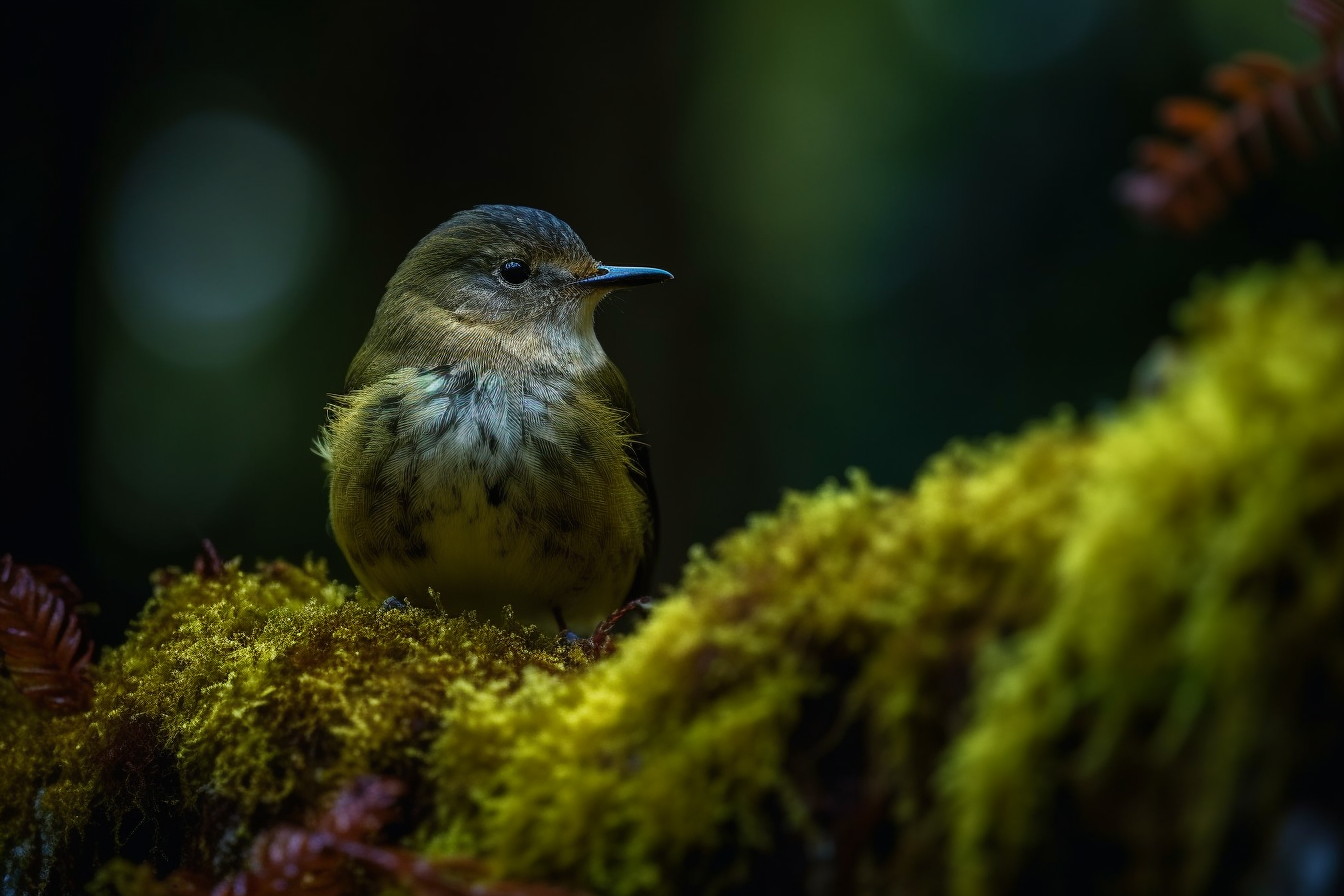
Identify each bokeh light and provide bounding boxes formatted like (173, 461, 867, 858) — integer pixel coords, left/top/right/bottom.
(106, 111, 332, 368)
(90, 110, 335, 557)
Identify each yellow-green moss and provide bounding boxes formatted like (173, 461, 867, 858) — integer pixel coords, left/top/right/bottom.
(107, 566, 570, 826)
(944, 248, 1344, 895)
(1, 558, 577, 890)
(3, 249, 1342, 895)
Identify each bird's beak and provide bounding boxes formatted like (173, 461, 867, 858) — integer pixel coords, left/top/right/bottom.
(574, 265, 674, 291)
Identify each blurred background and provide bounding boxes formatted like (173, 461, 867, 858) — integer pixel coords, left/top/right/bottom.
(2, 0, 1340, 644)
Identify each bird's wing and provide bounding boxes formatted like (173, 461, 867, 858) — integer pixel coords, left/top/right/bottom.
(625, 434, 659, 601)
(582, 363, 659, 601)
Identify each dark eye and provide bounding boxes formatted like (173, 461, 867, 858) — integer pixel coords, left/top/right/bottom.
(500, 259, 530, 285)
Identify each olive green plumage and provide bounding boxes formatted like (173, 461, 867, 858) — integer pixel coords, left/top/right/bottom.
(318, 206, 668, 630)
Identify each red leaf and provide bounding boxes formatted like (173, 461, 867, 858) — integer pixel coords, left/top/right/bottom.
(193, 776, 596, 896)
(0, 555, 93, 713)
(1117, 41, 1342, 233)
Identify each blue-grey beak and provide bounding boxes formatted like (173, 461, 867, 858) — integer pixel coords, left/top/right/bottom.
(574, 265, 674, 290)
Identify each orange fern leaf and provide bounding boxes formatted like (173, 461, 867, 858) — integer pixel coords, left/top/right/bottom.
(1117, 1, 1344, 233)
(0, 554, 94, 713)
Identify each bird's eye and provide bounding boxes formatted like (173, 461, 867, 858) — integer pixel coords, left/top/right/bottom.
(500, 260, 530, 285)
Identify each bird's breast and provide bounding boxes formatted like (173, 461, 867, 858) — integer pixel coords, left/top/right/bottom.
(325, 362, 648, 627)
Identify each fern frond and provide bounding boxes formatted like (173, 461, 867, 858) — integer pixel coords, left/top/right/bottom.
(1117, 1, 1343, 233)
(0, 554, 94, 713)
(193, 538, 231, 579)
(191, 776, 586, 896)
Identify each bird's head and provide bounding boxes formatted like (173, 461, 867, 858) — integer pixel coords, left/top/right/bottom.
(347, 205, 671, 387)
(391, 204, 669, 332)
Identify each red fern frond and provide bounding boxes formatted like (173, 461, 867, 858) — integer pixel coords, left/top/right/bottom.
(1117, 1, 1344, 233)
(0, 554, 94, 713)
(203, 777, 401, 896)
(586, 595, 654, 657)
(1293, 0, 1344, 43)
(191, 776, 591, 896)
(194, 538, 228, 579)
(26, 562, 85, 614)
(339, 842, 585, 896)
(211, 826, 346, 896)
(314, 774, 404, 840)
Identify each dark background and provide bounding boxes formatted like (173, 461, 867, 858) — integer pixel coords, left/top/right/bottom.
(2, 0, 1340, 646)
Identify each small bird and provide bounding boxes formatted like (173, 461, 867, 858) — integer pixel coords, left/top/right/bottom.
(317, 205, 671, 632)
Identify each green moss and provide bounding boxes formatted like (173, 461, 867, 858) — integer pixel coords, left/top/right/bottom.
(943, 248, 1344, 895)
(1, 675, 58, 888)
(2, 559, 576, 890)
(3, 250, 1342, 894)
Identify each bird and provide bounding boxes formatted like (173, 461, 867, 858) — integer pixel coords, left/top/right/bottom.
(317, 205, 671, 633)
